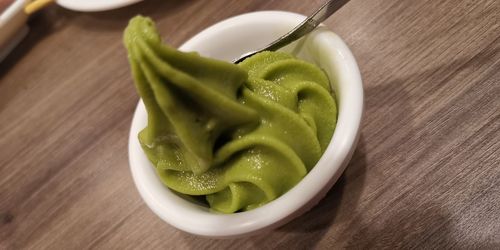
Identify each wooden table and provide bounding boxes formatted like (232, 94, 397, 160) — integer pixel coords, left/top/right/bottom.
(1, 0, 499, 249)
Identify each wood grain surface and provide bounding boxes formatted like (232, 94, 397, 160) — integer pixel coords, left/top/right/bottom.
(1, 0, 499, 249)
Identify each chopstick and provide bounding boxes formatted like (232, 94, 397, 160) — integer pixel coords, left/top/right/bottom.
(25, 0, 55, 14)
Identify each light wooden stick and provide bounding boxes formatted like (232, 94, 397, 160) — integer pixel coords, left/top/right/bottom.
(24, 0, 55, 14)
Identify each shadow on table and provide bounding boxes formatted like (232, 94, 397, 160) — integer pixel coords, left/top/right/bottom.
(178, 137, 368, 249)
(344, 200, 500, 249)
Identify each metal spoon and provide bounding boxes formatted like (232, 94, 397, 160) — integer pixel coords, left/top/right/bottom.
(233, 0, 349, 64)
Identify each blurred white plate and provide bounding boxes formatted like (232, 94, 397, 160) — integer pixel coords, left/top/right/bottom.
(57, 0, 143, 12)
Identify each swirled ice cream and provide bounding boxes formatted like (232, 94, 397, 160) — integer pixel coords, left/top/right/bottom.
(124, 16, 337, 213)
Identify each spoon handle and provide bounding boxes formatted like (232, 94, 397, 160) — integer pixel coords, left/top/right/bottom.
(234, 0, 349, 63)
(265, 0, 349, 52)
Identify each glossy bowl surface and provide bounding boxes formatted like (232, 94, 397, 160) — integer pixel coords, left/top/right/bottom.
(129, 11, 363, 238)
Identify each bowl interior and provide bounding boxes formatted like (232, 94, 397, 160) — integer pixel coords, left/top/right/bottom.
(129, 11, 363, 238)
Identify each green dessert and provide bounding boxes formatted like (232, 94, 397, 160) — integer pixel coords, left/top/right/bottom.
(124, 16, 337, 213)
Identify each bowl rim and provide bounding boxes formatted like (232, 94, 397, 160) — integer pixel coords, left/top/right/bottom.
(128, 10, 364, 238)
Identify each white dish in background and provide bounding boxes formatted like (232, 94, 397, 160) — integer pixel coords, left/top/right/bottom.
(56, 0, 143, 12)
(128, 11, 364, 238)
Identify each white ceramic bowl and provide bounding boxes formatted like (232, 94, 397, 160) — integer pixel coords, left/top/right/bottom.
(128, 11, 363, 238)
